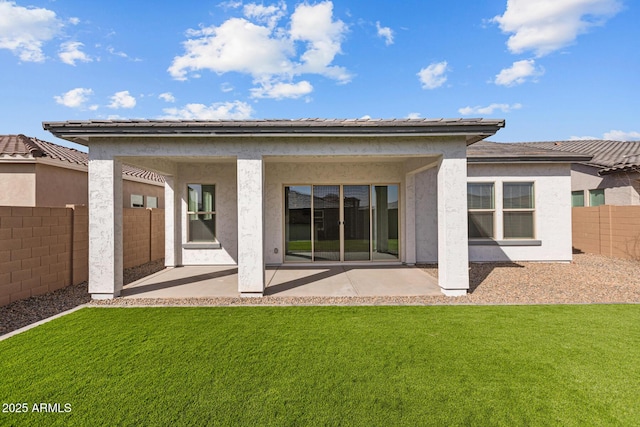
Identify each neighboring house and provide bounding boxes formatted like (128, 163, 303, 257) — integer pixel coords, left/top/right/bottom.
(43, 119, 588, 298)
(518, 140, 640, 206)
(0, 134, 165, 208)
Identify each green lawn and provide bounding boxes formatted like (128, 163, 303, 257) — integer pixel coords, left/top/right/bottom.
(1, 305, 639, 426)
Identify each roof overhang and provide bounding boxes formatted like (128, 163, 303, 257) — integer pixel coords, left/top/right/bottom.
(43, 118, 505, 146)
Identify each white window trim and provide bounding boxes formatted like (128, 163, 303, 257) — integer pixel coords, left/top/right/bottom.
(467, 182, 495, 240)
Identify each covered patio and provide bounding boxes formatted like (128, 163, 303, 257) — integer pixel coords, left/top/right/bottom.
(121, 265, 442, 298)
(43, 118, 505, 299)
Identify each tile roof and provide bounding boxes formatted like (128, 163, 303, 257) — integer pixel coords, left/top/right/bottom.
(0, 134, 165, 183)
(517, 140, 640, 174)
(467, 141, 592, 163)
(43, 118, 505, 145)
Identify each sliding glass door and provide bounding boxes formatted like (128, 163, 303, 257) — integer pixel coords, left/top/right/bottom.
(313, 185, 340, 261)
(284, 184, 399, 262)
(343, 185, 370, 261)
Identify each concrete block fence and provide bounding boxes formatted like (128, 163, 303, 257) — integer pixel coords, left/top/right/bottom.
(572, 205, 640, 260)
(0, 206, 164, 306)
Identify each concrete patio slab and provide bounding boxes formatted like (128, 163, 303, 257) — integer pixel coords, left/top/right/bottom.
(121, 264, 441, 299)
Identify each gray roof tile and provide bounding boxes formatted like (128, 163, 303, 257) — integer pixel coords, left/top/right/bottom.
(517, 140, 640, 174)
(0, 134, 165, 183)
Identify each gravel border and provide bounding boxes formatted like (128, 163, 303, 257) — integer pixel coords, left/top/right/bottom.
(2, 254, 639, 336)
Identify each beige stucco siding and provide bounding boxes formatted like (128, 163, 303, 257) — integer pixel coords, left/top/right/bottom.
(0, 163, 36, 206)
(123, 179, 165, 209)
(571, 163, 640, 206)
(35, 163, 88, 207)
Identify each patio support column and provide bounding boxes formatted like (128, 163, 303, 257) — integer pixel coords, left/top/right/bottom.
(237, 154, 265, 296)
(88, 155, 123, 299)
(436, 150, 470, 296)
(164, 175, 181, 267)
(404, 173, 417, 265)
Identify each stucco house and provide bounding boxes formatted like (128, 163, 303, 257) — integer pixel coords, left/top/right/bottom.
(519, 140, 640, 206)
(0, 134, 165, 208)
(42, 119, 589, 298)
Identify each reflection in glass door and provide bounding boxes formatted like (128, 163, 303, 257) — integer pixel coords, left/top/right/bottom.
(343, 185, 370, 261)
(313, 185, 340, 261)
(284, 184, 399, 262)
(372, 185, 399, 260)
(284, 186, 312, 261)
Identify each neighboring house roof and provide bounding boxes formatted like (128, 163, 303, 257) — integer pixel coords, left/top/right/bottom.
(43, 118, 506, 145)
(0, 134, 165, 183)
(467, 141, 592, 163)
(517, 140, 640, 175)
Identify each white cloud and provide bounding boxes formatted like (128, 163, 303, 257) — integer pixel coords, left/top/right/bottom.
(221, 82, 234, 93)
(492, 0, 622, 57)
(168, 1, 350, 99)
(494, 59, 544, 86)
(108, 91, 136, 109)
(243, 1, 287, 29)
(603, 130, 640, 141)
(159, 92, 176, 103)
(107, 46, 142, 62)
(250, 80, 313, 99)
(407, 112, 421, 119)
(376, 21, 393, 46)
(458, 103, 522, 116)
(569, 135, 598, 140)
(69, 17, 80, 25)
(160, 101, 253, 120)
(360, 115, 372, 120)
(58, 41, 92, 65)
(54, 87, 93, 108)
(290, 1, 350, 82)
(417, 61, 448, 89)
(0, 1, 63, 62)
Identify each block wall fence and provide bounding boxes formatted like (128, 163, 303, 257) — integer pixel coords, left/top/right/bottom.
(572, 206, 640, 260)
(0, 206, 164, 307)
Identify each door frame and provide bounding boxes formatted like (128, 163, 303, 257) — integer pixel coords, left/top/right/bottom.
(282, 183, 400, 263)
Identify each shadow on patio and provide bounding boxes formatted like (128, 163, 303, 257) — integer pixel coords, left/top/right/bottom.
(120, 265, 442, 298)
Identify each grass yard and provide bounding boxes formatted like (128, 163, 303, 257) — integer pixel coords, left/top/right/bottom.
(1, 305, 639, 426)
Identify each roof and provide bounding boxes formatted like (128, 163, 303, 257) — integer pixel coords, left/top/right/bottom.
(0, 134, 165, 183)
(467, 141, 592, 163)
(517, 140, 640, 174)
(42, 118, 505, 145)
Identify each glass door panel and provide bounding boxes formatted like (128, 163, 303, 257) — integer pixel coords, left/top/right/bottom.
(343, 185, 370, 261)
(372, 185, 399, 260)
(313, 185, 340, 261)
(284, 186, 312, 261)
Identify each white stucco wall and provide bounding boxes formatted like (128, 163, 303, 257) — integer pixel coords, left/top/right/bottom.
(466, 163, 573, 262)
(414, 163, 574, 262)
(177, 162, 238, 265)
(571, 164, 640, 206)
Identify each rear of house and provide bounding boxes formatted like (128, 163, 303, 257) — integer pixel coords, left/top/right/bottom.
(42, 119, 588, 298)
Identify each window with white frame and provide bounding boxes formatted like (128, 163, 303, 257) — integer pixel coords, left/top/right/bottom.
(589, 189, 605, 206)
(503, 182, 535, 239)
(131, 194, 144, 208)
(467, 183, 495, 238)
(146, 196, 158, 209)
(571, 191, 585, 207)
(187, 184, 216, 242)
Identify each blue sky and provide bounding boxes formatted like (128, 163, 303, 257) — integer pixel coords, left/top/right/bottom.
(1, 0, 638, 150)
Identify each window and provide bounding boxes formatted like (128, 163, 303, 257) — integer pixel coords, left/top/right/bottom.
(146, 196, 158, 209)
(467, 183, 494, 238)
(187, 184, 216, 242)
(131, 194, 144, 208)
(589, 189, 605, 207)
(503, 182, 534, 239)
(571, 191, 585, 207)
